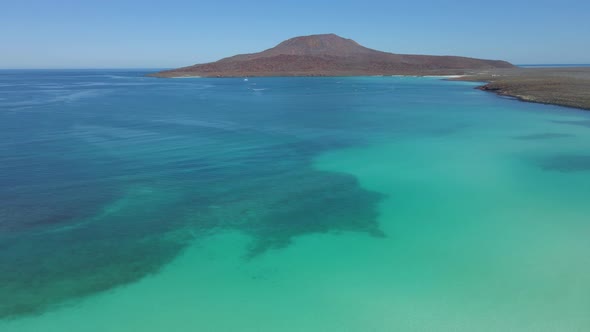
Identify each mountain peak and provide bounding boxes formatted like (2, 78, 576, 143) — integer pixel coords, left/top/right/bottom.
(266, 33, 372, 57)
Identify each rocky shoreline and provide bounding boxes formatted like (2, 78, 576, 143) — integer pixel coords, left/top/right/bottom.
(453, 67, 590, 111)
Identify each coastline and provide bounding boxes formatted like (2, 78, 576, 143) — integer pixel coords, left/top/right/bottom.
(451, 67, 590, 111)
(154, 73, 467, 79)
(148, 67, 590, 111)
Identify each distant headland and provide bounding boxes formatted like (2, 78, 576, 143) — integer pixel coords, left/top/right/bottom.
(150, 34, 514, 78)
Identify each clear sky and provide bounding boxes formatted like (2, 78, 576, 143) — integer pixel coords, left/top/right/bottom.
(1, 0, 589, 68)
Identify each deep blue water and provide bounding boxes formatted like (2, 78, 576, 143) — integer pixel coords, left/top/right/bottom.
(0, 70, 401, 317)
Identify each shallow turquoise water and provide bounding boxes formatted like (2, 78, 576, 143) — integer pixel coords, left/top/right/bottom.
(1, 71, 590, 331)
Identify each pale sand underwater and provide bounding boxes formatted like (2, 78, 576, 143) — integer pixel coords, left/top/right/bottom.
(5, 117, 590, 332)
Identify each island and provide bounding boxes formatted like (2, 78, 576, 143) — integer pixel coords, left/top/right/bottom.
(150, 34, 514, 78)
(150, 33, 590, 111)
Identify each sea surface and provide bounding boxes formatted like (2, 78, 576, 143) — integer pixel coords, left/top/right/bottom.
(1, 70, 590, 331)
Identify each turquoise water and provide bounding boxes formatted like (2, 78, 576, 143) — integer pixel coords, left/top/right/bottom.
(1, 71, 590, 331)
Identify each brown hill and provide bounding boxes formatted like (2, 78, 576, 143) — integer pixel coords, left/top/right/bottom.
(151, 34, 514, 77)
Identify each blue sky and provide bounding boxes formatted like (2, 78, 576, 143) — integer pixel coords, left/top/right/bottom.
(1, 0, 589, 68)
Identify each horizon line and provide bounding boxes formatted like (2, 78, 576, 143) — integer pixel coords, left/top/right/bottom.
(2, 64, 590, 71)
